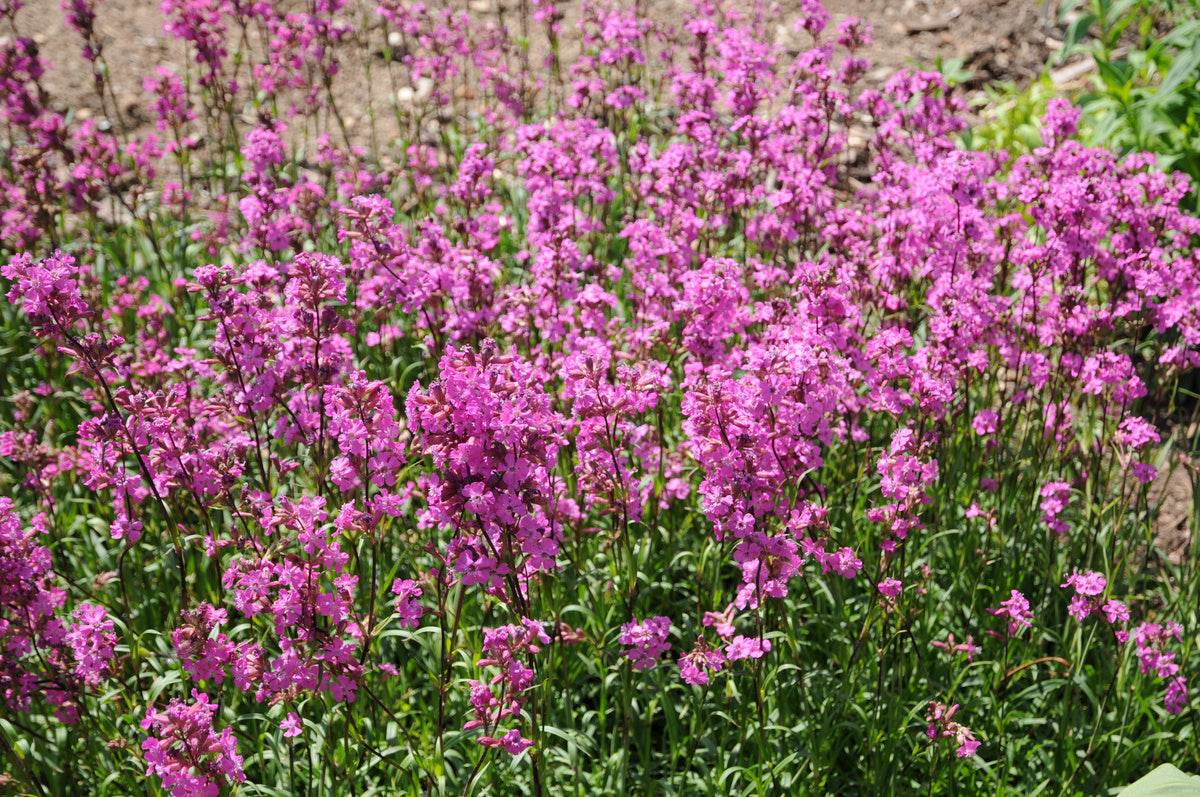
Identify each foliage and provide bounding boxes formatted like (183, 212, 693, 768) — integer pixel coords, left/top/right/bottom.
(1058, 0, 1200, 208)
(1119, 764, 1200, 796)
(0, 2, 1198, 796)
(961, 74, 1060, 154)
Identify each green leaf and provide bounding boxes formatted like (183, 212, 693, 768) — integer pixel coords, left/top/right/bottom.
(1098, 58, 1133, 88)
(1155, 43, 1200, 103)
(1102, 0, 1139, 46)
(1016, 123, 1045, 150)
(1064, 13, 1098, 54)
(1119, 764, 1200, 796)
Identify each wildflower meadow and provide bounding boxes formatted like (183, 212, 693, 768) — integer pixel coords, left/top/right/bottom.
(1, 0, 1198, 794)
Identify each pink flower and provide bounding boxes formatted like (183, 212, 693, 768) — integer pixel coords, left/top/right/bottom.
(619, 616, 671, 671)
(925, 700, 980, 758)
(724, 635, 771, 661)
(1133, 623, 1190, 714)
(1100, 600, 1129, 625)
(1040, 482, 1072, 535)
(390, 578, 423, 629)
(143, 65, 194, 137)
(1117, 417, 1160, 449)
(836, 16, 872, 50)
(407, 342, 568, 588)
(464, 620, 549, 753)
(987, 590, 1034, 639)
(824, 547, 863, 579)
(65, 603, 116, 686)
(702, 604, 737, 638)
(1061, 569, 1106, 597)
(1131, 462, 1157, 484)
(877, 578, 903, 600)
(794, 0, 827, 36)
(679, 639, 725, 686)
(931, 634, 980, 662)
(1042, 97, 1080, 142)
(171, 603, 233, 683)
(280, 712, 303, 738)
(480, 728, 533, 755)
(1166, 677, 1189, 715)
(971, 409, 998, 436)
(1061, 570, 1111, 623)
(142, 690, 245, 797)
(2, 251, 93, 335)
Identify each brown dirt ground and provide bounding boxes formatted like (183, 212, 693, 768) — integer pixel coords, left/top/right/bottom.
(8, 0, 1064, 143)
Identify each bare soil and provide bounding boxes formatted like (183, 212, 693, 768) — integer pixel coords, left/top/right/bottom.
(824, 0, 1061, 88)
(8, 0, 1064, 145)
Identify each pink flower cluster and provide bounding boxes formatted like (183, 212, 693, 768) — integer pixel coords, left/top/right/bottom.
(679, 638, 726, 686)
(142, 690, 246, 797)
(0, 0, 1197, 788)
(1040, 482, 1073, 536)
(868, 428, 939, 548)
(408, 341, 569, 591)
(172, 604, 234, 683)
(987, 590, 1034, 640)
(1061, 570, 1129, 631)
(619, 616, 672, 671)
(561, 342, 664, 525)
(238, 123, 325, 253)
(1, 250, 92, 337)
(390, 578, 423, 629)
(464, 619, 550, 754)
(0, 499, 115, 724)
(925, 700, 980, 758)
(1133, 622, 1189, 715)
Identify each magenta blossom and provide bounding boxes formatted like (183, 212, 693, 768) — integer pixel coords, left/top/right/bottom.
(619, 616, 671, 671)
(925, 701, 980, 758)
(142, 690, 245, 797)
(987, 590, 1034, 639)
(280, 712, 302, 738)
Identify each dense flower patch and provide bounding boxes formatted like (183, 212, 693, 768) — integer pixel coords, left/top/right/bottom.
(1, 0, 1197, 794)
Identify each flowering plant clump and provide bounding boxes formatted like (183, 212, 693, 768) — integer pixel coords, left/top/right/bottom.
(0, 0, 1197, 795)
(141, 690, 246, 797)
